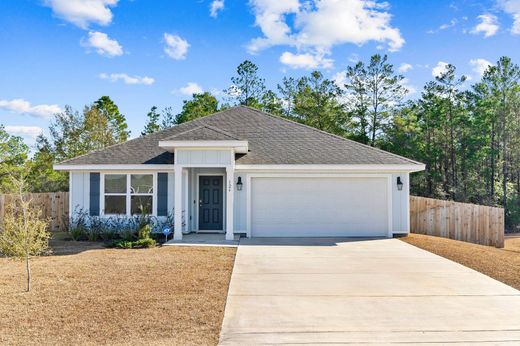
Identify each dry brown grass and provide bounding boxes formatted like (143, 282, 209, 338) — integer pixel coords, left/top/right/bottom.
(0, 240, 236, 346)
(401, 233, 520, 290)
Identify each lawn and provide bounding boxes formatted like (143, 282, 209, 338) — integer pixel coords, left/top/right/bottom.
(0, 239, 236, 346)
(401, 233, 520, 290)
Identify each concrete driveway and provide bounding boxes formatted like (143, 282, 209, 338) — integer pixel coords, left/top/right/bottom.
(219, 238, 520, 345)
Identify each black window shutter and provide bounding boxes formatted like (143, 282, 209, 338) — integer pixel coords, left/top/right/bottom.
(89, 173, 100, 216)
(157, 173, 168, 216)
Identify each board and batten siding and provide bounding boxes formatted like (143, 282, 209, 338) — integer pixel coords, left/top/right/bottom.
(175, 149, 232, 165)
(70, 172, 90, 214)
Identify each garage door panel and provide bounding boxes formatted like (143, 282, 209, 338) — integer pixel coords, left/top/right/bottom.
(251, 177, 388, 237)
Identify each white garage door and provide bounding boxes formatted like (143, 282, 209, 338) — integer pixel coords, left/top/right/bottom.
(251, 177, 389, 237)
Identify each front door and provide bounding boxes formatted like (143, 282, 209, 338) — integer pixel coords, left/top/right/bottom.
(198, 176, 224, 231)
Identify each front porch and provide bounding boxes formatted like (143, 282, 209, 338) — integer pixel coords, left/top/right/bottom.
(172, 165, 237, 241)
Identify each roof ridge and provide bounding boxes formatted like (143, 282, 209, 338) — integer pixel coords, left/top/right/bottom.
(241, 105, 422, 165)
(165, 124, 240, 140)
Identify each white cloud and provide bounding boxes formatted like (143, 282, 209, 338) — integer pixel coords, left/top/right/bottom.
(82, 31, 123, 57)
(469, 58, 493, 76)
(178, 82, 203, 96)
(471, 14, 499, 37)
(44, 0, 118, 29)
(279, 51, 333, 69)
(0, 98, 62, 119)
(401, 78, 417, 96)
(210, 0, 225, 18)
(398, 63, 413, 73)
(247, 0, 404, 69)
(4, 126, 43, 139)
(332, 71, 347, 89)
(439, 18, 458, 30)
(99, 73, 155, 85)
(432, 61, 449, 77)
(498, 0, 520, 34)
(163, 33, 189, 60)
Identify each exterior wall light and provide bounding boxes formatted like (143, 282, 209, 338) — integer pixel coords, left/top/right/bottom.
(397, 176, 403, 191)
(237, 176, 243, 191)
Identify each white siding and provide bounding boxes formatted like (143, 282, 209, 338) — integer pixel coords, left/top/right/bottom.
(391, 172, 410, 233)
(175, 149, 232, 165)
(70, 172, 89, 214)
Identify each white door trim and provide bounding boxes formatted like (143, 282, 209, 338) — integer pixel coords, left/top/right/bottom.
(246, 173, 393, 238)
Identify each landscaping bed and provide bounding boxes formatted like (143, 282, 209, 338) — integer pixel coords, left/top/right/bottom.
(401, 233, 520, 290)
(0, 240, 236, 345)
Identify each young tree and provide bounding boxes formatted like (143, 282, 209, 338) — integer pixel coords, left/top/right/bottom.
(344, 54, 407, 146)
(0, 175, 50, 292)
(225, 60, 266, 107)
(142, 106, 161, 136)
(174, 92, 220, 124)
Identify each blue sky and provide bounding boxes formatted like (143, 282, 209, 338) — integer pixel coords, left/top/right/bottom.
(1, 0, 520, 147)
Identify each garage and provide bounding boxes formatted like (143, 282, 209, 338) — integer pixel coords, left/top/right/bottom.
(250, 176, 390, 237)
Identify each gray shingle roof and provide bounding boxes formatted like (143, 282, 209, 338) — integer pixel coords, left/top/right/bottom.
(164, 125, 240, 141)
(59, 106, 422, 166)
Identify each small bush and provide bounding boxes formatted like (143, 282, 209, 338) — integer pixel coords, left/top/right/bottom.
(114, 240, 133, 249)
(86, 228, 99, 241)
(69, 227, 85, 241)
(100, 228, 116, 241)
(132, 238, 156, 248)
(120, 229, 136, 242)
(138, 224, 152, 240)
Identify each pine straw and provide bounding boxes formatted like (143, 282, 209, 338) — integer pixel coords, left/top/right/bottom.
(0, 241, 236, 346)
(401, 233, 520, 290)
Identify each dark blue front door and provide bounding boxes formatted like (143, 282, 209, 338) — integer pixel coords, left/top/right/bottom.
(198, 176, 223, 230)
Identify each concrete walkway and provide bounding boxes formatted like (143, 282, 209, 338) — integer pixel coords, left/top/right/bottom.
(219, 238, 520, 345)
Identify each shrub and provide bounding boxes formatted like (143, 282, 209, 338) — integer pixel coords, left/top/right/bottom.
(119, 229, 136, 242)
(85, 228, 99, 241)
(69, 227, 86, 241)
(114, 240, 133, 249)
(100, 228, 116, 241)
(138, 224, 152, 240)
(132, 238, 156, 248)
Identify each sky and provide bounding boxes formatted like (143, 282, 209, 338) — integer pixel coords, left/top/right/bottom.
(1, 0, 520, 147)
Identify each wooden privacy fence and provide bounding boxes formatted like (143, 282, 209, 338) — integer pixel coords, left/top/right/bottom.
(410, 196, 504, 248)
(0, 192, 69, 232)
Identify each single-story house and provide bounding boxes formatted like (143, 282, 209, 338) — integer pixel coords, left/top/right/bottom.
(54, 106, 425, 240)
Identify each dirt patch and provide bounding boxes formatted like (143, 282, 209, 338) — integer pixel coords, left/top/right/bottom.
(401, 234, 520, 290)
(0, 241, 236, 346)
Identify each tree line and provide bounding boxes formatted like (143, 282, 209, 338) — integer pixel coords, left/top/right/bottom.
(1, 56, 519, 230)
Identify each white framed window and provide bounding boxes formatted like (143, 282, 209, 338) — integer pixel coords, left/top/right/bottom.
(102, 173, 155, 216)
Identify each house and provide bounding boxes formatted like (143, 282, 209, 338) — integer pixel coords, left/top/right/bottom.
(54, 106, 425, 240)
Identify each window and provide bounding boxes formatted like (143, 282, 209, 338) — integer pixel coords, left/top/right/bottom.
(103, 174, 154, 215)
(104, 174, 127, 215)
(130, 174, 153, 215)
